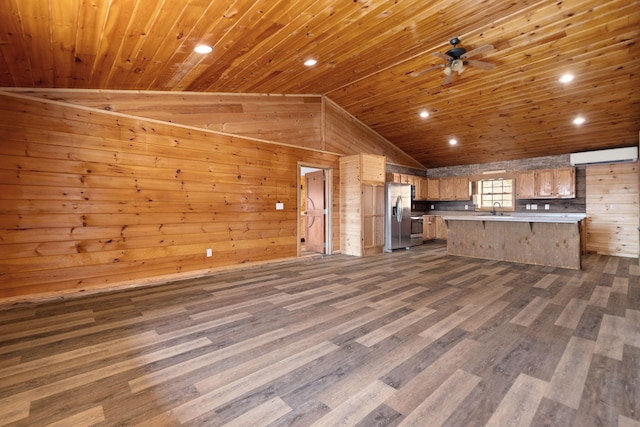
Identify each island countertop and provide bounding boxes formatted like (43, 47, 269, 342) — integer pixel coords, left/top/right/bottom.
(441, 213, 586, 224)
(442, 213, 586, 269)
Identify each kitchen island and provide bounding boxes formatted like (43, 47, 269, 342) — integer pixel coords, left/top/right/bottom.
(441, 213, 587, 269)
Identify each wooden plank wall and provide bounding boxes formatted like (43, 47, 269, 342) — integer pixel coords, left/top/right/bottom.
(586, 161, 639, 258)
(11, 90, 326, 151)
(323, 98, 424, 169)
(0, 92, 342, 301)
(339, 155, 363, 257)
(9, 89, 425, 169)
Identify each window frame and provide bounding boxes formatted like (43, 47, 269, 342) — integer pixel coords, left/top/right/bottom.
(476, 176, 515, 212)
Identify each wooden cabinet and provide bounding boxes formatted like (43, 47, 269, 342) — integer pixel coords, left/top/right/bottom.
(419, 177, 429, 200)
(362, 184, 385, 254)
(427, 178, 440, 200)
(411, 175, 424, 201)
(419, 215, 447, 240)
(516, 171, 535, 199)
(386, 172, 429, 200)
(454, 176, 470, 200)
(387, 173, 402, 183)
(534, 169, 555, 198)
(439, 177, 454, 200)
(439, 176, 470, 201)
(340, 153, 386, 256)
(554, 167, 576, 198)
(516, 167, 575, 199)
(423, 215, 436, 241)
(435, 216, 447, 240)
(387, 173, 473, 202)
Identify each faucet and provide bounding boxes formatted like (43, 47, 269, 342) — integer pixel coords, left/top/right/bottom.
(492, 201, 502, 215)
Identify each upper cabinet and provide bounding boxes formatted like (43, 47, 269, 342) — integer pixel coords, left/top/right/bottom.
(389, 167, 574, 202)
(454, 176, 470, 200)
(516, 167, 575, 199)
(361, 154, 386, 183)
(418, 177, 429, 200)
(386, 173, 429, 201)
(439, 176, 470, 201)
(554, 167, 576, 198)
(515, 171, 535, 199)
(534, 169, 555, 198)
(427, 178, 440, 201)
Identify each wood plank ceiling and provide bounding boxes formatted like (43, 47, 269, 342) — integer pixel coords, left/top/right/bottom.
(0, 0, 638, 168)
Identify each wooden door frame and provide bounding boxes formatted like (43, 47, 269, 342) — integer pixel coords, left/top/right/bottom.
(298, 162, 333, 256)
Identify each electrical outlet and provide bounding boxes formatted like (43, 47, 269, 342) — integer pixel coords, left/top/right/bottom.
(531, 204, 538, 210)
(431, 204, 435, 209)
(545, 204, 550, 210)
(206, 248, 212, 257)
(276, 202, 284, 210)
(464, 205, 468, 210)
(526, 204, 531, 210)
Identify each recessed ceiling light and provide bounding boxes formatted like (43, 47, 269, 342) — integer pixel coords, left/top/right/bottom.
(573, 116, 585, 125)
(419, 111, 429, 118)
(194, 44, 213, 54)
(449, 138, 458, 146)
(304, 58, 318, 67)
(559, 73, 574, 84)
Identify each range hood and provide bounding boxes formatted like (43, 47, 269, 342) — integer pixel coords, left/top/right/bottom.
(569, 146, 638, 166)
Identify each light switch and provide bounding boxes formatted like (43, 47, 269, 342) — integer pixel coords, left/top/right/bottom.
(276, 202, 284, 210)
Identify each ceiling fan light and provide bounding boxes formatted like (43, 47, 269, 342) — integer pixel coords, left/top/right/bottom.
(451, 59, 465, 73)
(443, 66, 452, 76)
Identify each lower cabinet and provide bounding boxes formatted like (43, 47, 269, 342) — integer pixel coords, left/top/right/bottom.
(423, 215, 447, 241)
(423, 215, 436, 241)
(435, 216, 448, 240)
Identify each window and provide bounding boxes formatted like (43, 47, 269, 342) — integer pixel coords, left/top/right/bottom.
(478, 178, 514, 210)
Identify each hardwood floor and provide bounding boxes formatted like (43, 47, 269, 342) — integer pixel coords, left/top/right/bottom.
(1, 243, 639, 426)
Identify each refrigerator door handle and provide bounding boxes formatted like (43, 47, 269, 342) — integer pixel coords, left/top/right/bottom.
(396, 195, 403, 223)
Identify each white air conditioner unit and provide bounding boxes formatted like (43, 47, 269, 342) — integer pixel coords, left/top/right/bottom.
(569, 146, 638, 166)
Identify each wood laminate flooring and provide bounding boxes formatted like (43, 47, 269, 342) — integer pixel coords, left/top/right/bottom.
(1, 243, 639, 426)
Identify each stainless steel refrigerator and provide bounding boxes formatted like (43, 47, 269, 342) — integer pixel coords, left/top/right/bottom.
(384, 182, 412, 252)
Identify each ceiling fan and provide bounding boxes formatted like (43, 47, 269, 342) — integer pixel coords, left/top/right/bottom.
(412, 37, 495, 84)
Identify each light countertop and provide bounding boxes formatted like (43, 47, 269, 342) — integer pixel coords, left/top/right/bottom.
(441, 212, 586, 223)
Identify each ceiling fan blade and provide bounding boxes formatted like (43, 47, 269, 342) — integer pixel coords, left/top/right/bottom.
(431, 51, 452, 61)
(442, 72, 453, 85)
(410, 64, 445, 77)
(465, 59, 496, 70)
(461, 44, 494, 59)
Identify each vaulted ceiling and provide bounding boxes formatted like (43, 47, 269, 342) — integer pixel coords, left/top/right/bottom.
(1, 0, 638, 168)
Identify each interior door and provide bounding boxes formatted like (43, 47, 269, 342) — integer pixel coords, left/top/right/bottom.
(305, 170, 326, 253)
